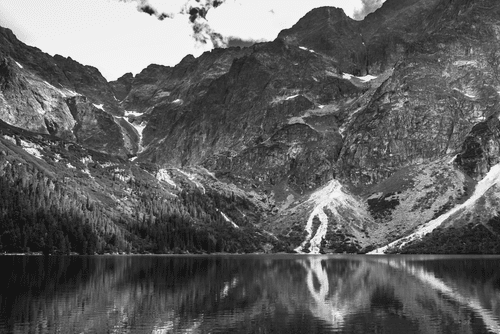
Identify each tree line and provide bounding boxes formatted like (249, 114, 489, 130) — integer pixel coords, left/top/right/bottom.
(0, 152, 278, 254)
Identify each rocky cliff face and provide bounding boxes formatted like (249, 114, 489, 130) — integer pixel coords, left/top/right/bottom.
(1, 0, 500, 254)
(0, 27, 136, 157)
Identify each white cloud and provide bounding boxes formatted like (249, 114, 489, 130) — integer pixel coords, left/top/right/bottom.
(0, 0, 383, 80)
(208, 0, 364, 42)
(0, 0, 211, 80)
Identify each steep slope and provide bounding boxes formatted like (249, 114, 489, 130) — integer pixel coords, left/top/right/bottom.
(278, 7, 366, 74)
(2, 0, 500, 254)
(355, 0, 500, 252)
(0, 27, 122, 114)
(0, 119, 279, 254)
(0, 27, 136, 157)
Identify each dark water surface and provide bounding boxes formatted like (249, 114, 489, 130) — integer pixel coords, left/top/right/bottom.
(0, 255, 499, 334)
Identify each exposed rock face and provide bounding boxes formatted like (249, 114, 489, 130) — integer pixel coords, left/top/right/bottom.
(66, 96, 129, 157)
(278, 7, 366, 74)
(109, 72, 133, 102)
(0, 56, 76, 139)
(52, 55, 122, 115)
(141, 38, 360, 173)
(0, 26, 136, 157)
(456, 118, 500, 180)
(0, 27, 122, 114)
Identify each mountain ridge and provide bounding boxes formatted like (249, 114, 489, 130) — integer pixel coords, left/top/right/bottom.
(1, 0, 500, 254)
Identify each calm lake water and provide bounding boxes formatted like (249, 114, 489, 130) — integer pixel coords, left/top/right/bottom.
(0, 255, 499, 334)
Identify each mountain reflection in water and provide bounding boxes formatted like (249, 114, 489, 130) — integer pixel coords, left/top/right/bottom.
(0, 255, 499, 334)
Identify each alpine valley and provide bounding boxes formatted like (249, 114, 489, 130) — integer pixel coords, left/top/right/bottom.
(1, 0, 500, 255)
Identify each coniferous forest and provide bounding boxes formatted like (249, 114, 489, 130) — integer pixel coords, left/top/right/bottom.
(0, 143, 280, 255)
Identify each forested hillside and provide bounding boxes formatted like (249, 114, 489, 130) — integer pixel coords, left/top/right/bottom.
(0, 123, 279, 254)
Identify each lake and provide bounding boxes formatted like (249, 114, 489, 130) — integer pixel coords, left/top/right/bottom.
(0, 255, 499, 333)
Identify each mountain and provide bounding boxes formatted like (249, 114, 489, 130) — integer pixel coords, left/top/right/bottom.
(1, 0, 500, 254)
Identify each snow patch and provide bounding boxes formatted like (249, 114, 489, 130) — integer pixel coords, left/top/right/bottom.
(298, 46, 316, 53)
(369, 163, 500, 254)
(342, 73, 377, 82)
(218, 210, 239, 229)
(172, 98, 183, 104)
(133, 122, 147, 152)
(286, 94, 300, 100)
(93, 104, 104, 111)
(357, 75, 377, 82)
(156, 168, 177, 188)
(15, 61, 23, 69)
(125, 110, 144, 117)
(66, 163, 76, 169)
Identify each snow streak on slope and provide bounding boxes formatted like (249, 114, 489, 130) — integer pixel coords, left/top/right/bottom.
(342, 73, 377, 82)
(299, 46, 316, 53)
(125, 110, 144, 117)
(295, 180, 370, 254)
(93, 104, 104, 110)
(369, 163, 500, 254)
(132, 121, 147, 152)
(217, 209, 239, 228)
(121, 111, 147, 153)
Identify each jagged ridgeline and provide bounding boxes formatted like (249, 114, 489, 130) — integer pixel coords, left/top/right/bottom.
(2, 0, 500, 254)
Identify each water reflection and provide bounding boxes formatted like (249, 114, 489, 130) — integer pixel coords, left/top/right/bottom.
(0, 255, 499, 333)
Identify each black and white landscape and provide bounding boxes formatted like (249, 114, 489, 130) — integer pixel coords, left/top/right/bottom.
(1, 0, 500, 255)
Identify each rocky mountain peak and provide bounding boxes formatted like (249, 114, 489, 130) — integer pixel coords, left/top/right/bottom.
(278, 6, 364, 74)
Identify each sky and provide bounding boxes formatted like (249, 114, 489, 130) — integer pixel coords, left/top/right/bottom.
(0, 0, 385, 81)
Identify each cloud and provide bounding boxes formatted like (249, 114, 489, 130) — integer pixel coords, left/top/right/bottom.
(119, 0, 227, 47)
(207, 0, 369, 43)
(353, 0, 385, 20)
(117, 0, 387, 50)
